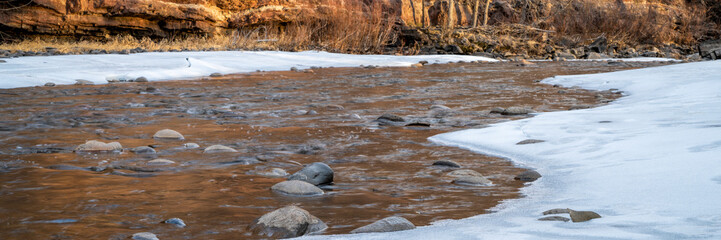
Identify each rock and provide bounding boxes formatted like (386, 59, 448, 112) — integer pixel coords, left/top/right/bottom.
(377, 113, 405, 122)
(183, 143, 200, 149)
(517, 59, 535, 66)
(249, 206, 327, 238)
(210, 72, 223, 77)
(135, 76, 148, 82)
(444, 45, 463, 54)
(75, 140, 122, 152)
(569, 210, 602, 222)
(259, 168, 289, 178)
(429, 105, 451, 110)
(74, 79, 94, 85)
(452, 176, 492, 186)
(164, 218, 186, 228)
(642, 51, 659, 57)
(130, 146, 156, 154)
(515, 170, 542, 182)
(325, 104, 344, 110)
(288, 162, 333, 186)
(203, 145, 238, 153)
(432, 160, 461, 168)
(132, 232, 159, 240)
(271, 180, 324, 196)
(586, 52, 602, 59)
(290, 67, 299, 72)
(446, 169, 485, 178)
(543, 208, 572, 215)
(147, 159, 176, 166)
(538, 216, 570, 222)
(501, 107, 531, 115)
(153, 129, 184, 140)
(350, 216, 415, 234)
(44, 82, 56, 87)
(418, 60, 429, 65)
(410, 63, 423, 68)
(489, 107, 505, 114)
(516, 139, 545, 145)
(588, 36, 607, 53)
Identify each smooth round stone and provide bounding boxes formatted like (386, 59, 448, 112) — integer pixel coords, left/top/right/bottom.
(287, 162, 333, 186)
(130, 146, 156, 154)
(132, 232, 159, 240)
(135, 76, 148, 82)
(350, 216, 415, 234)
(44, 82, 56, 87)
(259, 168, 288, 178)
(515, 170, 542, 182)
(153, 129, 184, 140)
(75, 140, 122, 152)
(74, 79, 94, 85)
(203, 144, 237, 153)
(569, 210, 602, 222)
(501, 107, 532, 115)
(164, 218, 186, 228)
(452, 176, 492, 186)
(271, 180, 324, 196)
(147, 159, 176, 166)
(432, 160, 461, 168)
(183, 143, 200, 149)
(446, 169, 484, 178)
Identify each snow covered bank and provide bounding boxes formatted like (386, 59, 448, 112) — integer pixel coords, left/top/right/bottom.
(304, 60, 721, 239)
(0, 51, 496, 89)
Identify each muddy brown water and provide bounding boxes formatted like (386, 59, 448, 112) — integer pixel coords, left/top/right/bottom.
(0, 61, 671, 239)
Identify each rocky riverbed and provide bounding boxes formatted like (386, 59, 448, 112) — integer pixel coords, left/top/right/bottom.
(0, 60, 672, 239)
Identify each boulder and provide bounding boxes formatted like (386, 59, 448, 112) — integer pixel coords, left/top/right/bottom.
(75, 140, 122, 152)
(153, 129, 184, 140)
(446, 169, 485, 178)
(588, 36, 608, 53)
(543, 208, 572, 215)
(164, 218, 186, 228)
(569, 210, 602, 222)
(147, 159, 176, 166)
(586, 52, 603, 60)
(44, 82, 56, 87)
(135, 76, 148, 82)
(248, 206, 327, 238)
(514, 170, 542, 182)
(288, 162, 333, 185)
(203, 145, 238, 153)
(183, 143, 200, 149)
(130, 146, 156, 154)
(350, 216, 415, 234)
(452, 176, 492, 186)
(271, 180, 324, 196)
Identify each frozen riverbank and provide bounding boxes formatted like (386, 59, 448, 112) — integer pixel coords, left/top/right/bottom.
(304, 60, 721, 239)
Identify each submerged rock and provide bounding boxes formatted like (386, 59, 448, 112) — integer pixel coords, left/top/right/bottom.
(203, 145, 237, 153)
(183, 143, 200, 149)
(153, 129, 184, 140)
(132, 232, 159, 240)
(147, 159, 176, 166)
(452, 176, 492, 186)
(538, 216, 570, 222)
(288, 162, 333, 186)
(271, 180, 324, 196)
(543, 208, 572, 215)
(432, 160, 461, 168)
(130, 146, 156, 154)
(350, 216, 415, 234)
(248, 206, 327, 238)
(75, 140, 122, 152)
(259, 168, 288, 178)
(501, 107, 532, 115)
(377, 113, 405, 122)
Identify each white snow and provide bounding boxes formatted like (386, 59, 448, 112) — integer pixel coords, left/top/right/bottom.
(0, 51, 496, 89)
(302, 60, 721, 239)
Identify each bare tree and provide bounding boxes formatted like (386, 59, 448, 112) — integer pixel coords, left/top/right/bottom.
(409, 0, 419, 26)
(483, 0, 492, 26)
(473, 0, 480, 28)
(447, 0, 455, 29)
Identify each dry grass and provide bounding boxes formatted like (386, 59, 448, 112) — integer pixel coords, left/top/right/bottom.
(0, 0, 396, 54)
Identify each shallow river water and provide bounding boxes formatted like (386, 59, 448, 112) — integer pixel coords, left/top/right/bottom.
(0, 61, 670, 239)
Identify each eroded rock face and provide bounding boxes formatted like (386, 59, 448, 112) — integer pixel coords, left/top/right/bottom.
(248, 206, 327, 238)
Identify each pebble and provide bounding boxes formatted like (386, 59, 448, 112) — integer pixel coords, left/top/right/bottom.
(130, 146, 156, 154)
(183, 143, 200, 149)
(147, 159, 176, 166)
(516, 139, 545, 145)
(432, 160, 461, 168)
(350, 216, 415, 234)
(410, 63, 423, 68)
(44, 82, 56, 87)
(271, 180, 324, 196)
(132, 232, 159, 240)
(164, 218, 186, 228)
(153, 129, 184, 140)
(203, 144, 238, 153)
(210, 72, 223, 77)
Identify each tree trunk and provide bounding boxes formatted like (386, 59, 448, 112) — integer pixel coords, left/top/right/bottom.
(483, 0, 492, 26)
(421, 0, 427, 27)
(447, 0, 455, 29)
(473, 0, 480, 28)
(409, 0, 418, 26)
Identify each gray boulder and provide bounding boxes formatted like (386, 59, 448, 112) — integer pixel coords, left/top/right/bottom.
(288, 162, 333, 186)
(271, 180, 324, 196)
(350, 216, 415, 234)
(515, 170, 542, 182)
(164, 218, 186, 228)
(569, 210, 602, 222)
(130, 146, 156, 154)
(132, 232, 159, 240)
(538, 216, 570, 222)
(248, 206, 327, 238)
(501, 107, 531, 115)
(432, 160, 461, 168)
